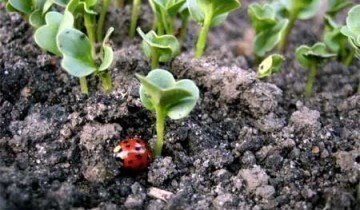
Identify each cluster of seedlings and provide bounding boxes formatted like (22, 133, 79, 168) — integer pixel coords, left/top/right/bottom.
(249, 0, 360, 97)
(1, 0, 359, 170)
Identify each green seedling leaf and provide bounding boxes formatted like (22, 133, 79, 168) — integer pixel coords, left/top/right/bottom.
(29, 9, 45, 28)
(34, 11, 63, 56)
(57, 28, 97, 77)
(296, 42, 336, 69)
(248, 3, 277, 33)
(137, 27, 180, 65)
(254, 19, 288, 57)
(279, 0, 321, 20)
(258, 54, 284, 79)
(136, 69, 199, 156)
(99, 27, 114, 71)
(341, 5, 360, 57)
(5, 2, 18, 12)
(188, 0, 240, 26)
(8, 0, 32, 14)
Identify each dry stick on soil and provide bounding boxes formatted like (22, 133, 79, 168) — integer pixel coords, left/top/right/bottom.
(148, 187, 174, 202)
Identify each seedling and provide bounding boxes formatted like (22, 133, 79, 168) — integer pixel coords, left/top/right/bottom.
(137, 28, 180, 69)
(257, 54, 284, 79)
(248, 3, 288, 58)
(295, 42, 336, 97)
(277, 0, 321, 51)
(149, 0, 186, 35)
(34, 0, 114, 94)
(341, 4, 360, 92)
(129, 0, 142, 37)
(188, 0, 241, 58)
(136, 69, 199, 156)
(323, 16, 354, 66)
(3, 0, 49, 28)
(341, 5, 360, 59)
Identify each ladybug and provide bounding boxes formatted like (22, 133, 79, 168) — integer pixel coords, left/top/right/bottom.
(113, 138, 153, 170)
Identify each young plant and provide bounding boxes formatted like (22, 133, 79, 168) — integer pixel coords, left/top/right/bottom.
(341, 5, 360, 59)
(341, 4, 360, 92)
(257, 54, 284, 79)
(3, 0, 48, 28)
(136, 69, 200, 156)
(129, 0, 141, 37)
(277, 0, 321, 51)
(323, 16, 354, 66)
(34, 0, 114, 94)
(188, 0, 241, 58)
(295, 42, 336, 98)
(137, 27, 180, 69)
(149, 0, 186, 35)
(248, 3, 288, 58)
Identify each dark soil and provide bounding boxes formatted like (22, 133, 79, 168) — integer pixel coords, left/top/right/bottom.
(1, 2, 359, 210)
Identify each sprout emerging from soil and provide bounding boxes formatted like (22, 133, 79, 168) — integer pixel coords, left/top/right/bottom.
(277, 0, 321, 52)
(248, 3, 288, 58)
(188, 0, 241, 58)
(257, 54, 284, 79)
(137, 27, 180, 70)
(295, 42, 336, 98)
(149, 0, 186, 35)
(34, 0, 114, 94)
(136, 69, 200, 156)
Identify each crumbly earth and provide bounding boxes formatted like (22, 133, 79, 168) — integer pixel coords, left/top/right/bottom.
(0, 2, 359, 210)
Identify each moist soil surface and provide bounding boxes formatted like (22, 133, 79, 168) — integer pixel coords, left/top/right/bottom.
(0, 2, 359, 210)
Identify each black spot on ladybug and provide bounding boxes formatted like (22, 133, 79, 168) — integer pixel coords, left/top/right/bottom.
(136, 154, 142, 160)
(135, 146, 141, 151)
(126, 144, 131, 148)
(136, 139, 141, 143)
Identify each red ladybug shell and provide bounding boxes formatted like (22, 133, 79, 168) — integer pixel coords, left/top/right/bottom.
(114, 138, 153, 170)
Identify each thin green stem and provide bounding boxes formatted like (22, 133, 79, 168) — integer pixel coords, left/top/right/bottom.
(99, 71, 112, 93)
(151, 46, 159, 69)
(160, 9, 172, 34)
(129, 0, 141, 37)
(278, 9, 298, 52)
(80, 77, 89, 94)
(97, 0, 111, 42)
(305, 63, 317, 98)
(195, 9, 213, 58)
(155, 106, 166, 156)
(84, 13, 96, 58)
(343, 49, 355, 67)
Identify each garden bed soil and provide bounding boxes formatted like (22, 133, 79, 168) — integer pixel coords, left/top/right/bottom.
(0, 2, 359, 210)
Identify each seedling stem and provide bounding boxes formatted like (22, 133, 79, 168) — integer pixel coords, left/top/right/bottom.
(155, 106, 166, 156)
(84, 13, 96, 58)
(80, 77, 89, 94)
(305, 63, 317, 98)
(278, 8, 298, 52)
(179, 15, 189, 44)
(151, 46, 159, 69)
(196, 8, 213, 58)
(100, 72, 113, 93)
(129, 0, 142, 37)
(97, 0, 111, 42)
